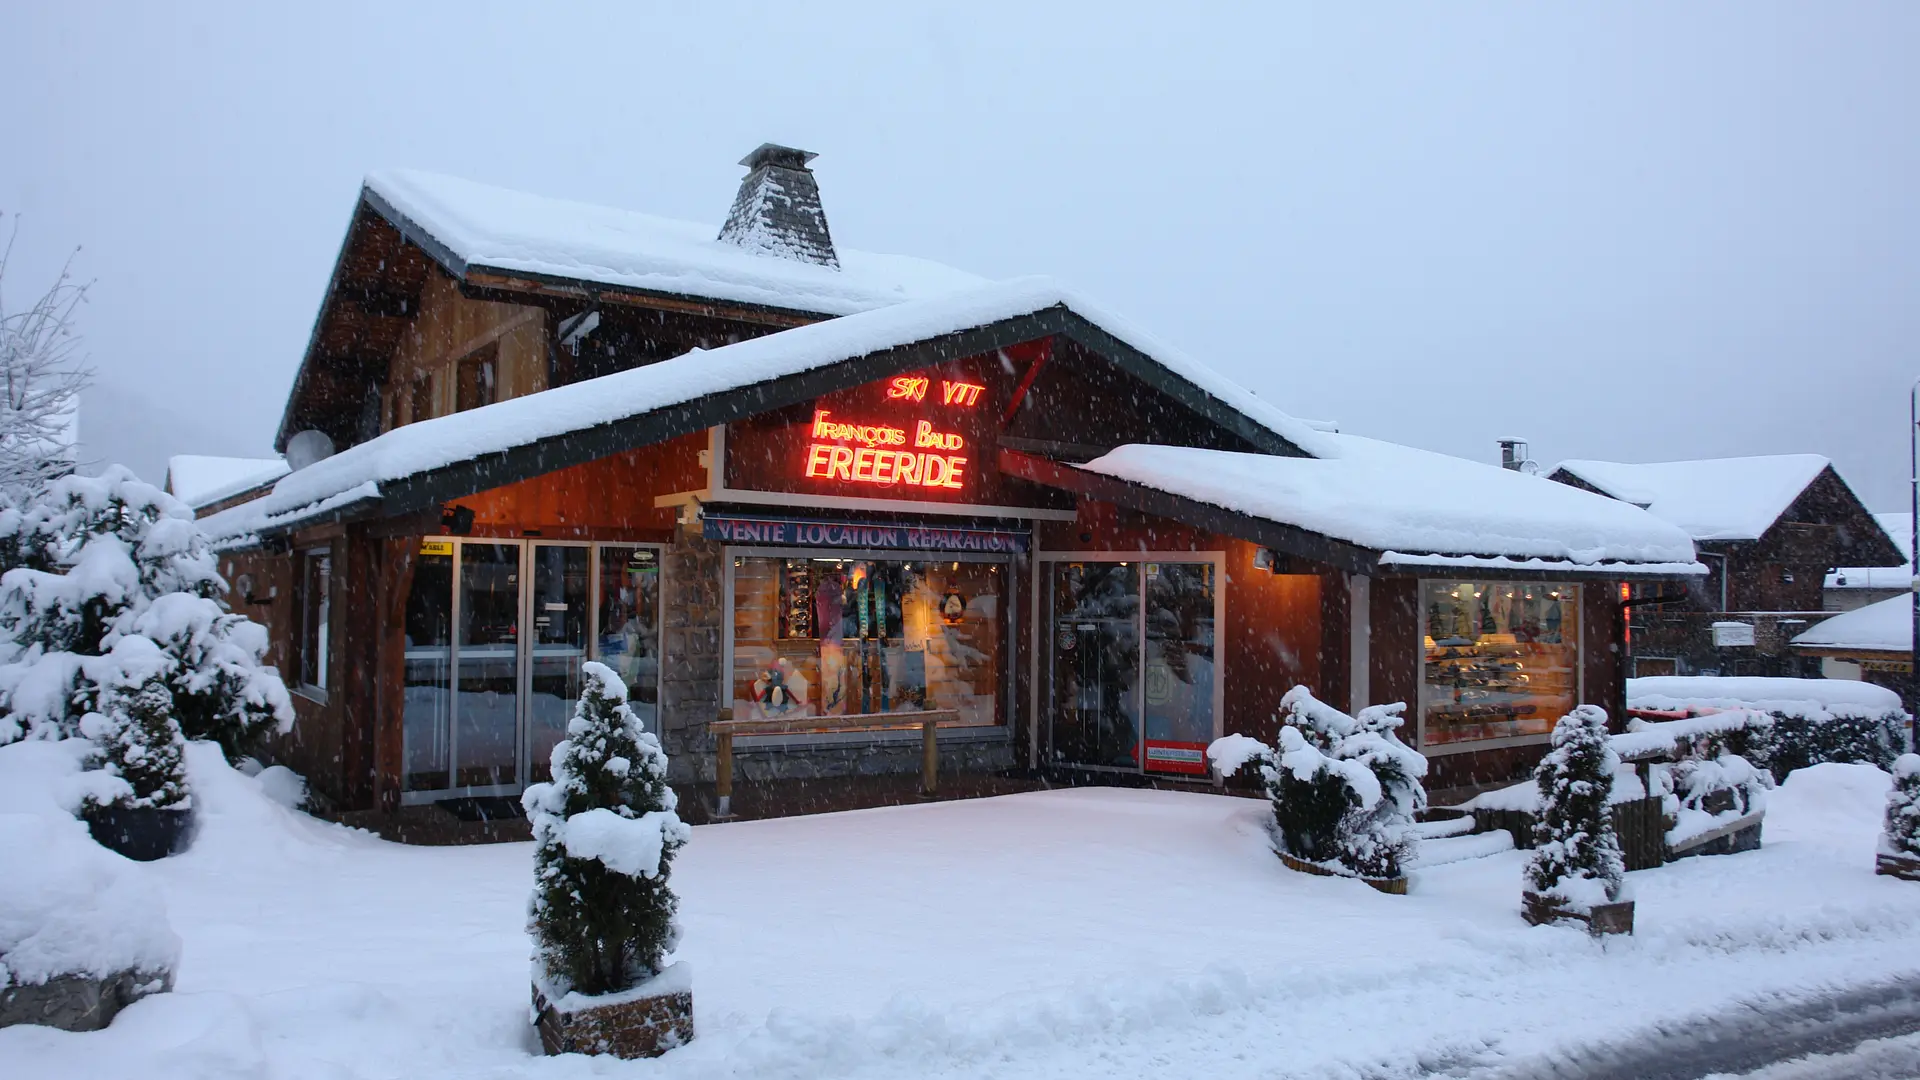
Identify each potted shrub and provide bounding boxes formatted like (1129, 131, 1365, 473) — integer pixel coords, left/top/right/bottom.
(523, 662, 693, 1058)
(79, 643, 194, 860)
(1524, 706, 1633, 934)
(1878, 753, 1920, 881)
(1208, 686, 1427, 893)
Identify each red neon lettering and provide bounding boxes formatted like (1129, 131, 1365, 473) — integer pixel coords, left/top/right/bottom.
(888, 376, 930, 403)
(941, 381, 984, 407)
(801, 442, 966, 490)
(811, 409, 906, 448)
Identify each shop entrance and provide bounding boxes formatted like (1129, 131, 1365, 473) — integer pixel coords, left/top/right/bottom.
(1041, 556, 1223, 776)
(400, 539, 663, 801)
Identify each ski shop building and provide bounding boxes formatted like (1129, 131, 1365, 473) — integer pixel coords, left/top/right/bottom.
(204, 146, 1703, 837)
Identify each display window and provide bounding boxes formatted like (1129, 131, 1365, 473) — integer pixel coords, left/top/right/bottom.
(1420, 580, 1580, 750)
(728, 553, 1005, 728)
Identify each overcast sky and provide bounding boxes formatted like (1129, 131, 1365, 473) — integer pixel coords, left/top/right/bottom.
(6, 3, 1916, 510)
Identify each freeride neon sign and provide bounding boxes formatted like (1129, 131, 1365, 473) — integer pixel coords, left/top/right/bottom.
(804, 409, 967, 489)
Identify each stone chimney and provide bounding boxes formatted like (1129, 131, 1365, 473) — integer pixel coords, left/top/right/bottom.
(716, 143, 839, 269)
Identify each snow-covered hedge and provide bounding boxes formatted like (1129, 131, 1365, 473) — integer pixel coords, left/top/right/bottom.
(1627, 676, 1910, 783)
(523, 662, 689, 999)
(1208, 686, 1427, 881)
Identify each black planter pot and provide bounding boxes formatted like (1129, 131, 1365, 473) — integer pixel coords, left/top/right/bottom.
(85, 805, 195, 861)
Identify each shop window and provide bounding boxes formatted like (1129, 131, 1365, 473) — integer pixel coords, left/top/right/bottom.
(455, 345, 497, 412)
(298, 549, 332, 694)
(597, 547, 662, 727)
(730, 555, 1004, 727)
(1420, 580, 1579, 750)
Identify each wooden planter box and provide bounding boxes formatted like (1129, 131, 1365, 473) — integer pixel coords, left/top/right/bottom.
(1474, 797, 1670, 872)
(1522, 890, 1635, 936)
(1668, 810, 1765, 861)
(1276, 849, 1408, 895)
(532, 963, 692, 1059)
(1878, 850, 1920, 882)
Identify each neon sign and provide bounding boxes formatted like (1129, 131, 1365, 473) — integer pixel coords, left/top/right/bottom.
(805, 409, 967, 490)
(887, 376, 984, 408)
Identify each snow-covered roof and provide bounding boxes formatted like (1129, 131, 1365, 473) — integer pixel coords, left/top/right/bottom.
(204, 278, 1329, 545)
(365, 169, 985, 317)
(164, 455, 289, 510)
(1627, 674, 1905, 715)
(1551, 455, 1831, 542)
(1792, 595, 1911, 655)
(1828, 512, 1913, 590)
(1077, 437, 1702, 574)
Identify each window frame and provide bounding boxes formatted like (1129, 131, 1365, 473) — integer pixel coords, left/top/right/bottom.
(1415, 578, 1583, 757)
(720, 544, 1018, 751)
(455, 344, 499, 413)
(296, 546, 334, 702)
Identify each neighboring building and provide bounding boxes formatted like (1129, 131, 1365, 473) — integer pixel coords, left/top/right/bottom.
(165, 454, 290, 515)
(204, 145, 1701, 836)
(1793, 593, 1912, 698)
(1826, 511, 1913, 612)
(1547, 455, 1901, 679)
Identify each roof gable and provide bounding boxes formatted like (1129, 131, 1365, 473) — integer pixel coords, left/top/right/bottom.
(1548, 455, 1832, 541)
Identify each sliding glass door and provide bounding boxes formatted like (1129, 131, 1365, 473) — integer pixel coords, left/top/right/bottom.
(401, 540, 662, 801)
(1041, 555, 1222, 777)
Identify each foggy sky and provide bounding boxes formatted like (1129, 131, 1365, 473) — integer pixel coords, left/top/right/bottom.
(6, 3, 1916, 510)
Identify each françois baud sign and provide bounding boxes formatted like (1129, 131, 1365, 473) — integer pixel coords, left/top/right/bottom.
(703, 514, 1029, 553)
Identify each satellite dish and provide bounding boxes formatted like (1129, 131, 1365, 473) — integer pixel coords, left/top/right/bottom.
(285, 430, 336, 472)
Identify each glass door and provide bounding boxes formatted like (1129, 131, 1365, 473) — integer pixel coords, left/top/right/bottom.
(597, 547, 663, 728)
(1041, 557, 1222, 776)
(402, 543, 455, 791)
(455, 542, 521, 789)
(525, 544, 590, 785)
(1045, 561, 1141, 769)
(1142, 562, 1217, 776)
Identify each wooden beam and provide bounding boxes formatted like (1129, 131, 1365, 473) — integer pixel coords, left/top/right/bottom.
(372, 534, 416, 814)
(710, 708, 964, 738)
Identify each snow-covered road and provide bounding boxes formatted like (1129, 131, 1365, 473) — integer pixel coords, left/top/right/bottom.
(5, 756, 1920, 1079)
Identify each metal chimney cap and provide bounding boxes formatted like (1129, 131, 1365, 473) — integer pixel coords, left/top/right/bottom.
(739, 143, 819, 170)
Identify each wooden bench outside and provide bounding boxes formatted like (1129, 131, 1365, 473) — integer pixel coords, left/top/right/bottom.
(708, 707, 973, 817)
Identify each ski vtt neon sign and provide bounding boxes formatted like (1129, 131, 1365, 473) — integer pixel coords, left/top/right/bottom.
(802, 376, 987, 490)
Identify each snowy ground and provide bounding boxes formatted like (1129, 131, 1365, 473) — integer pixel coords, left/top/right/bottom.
(6, 758, 1920, 1079)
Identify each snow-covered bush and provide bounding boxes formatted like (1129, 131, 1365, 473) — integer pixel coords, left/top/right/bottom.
(1884, 754, 1920, 862)
(1664, 752, 1769, 849)
(77, 638, 190, 813)
(1526, 706, 1626, 911)
(1627, 677, 1910, 783)
(1207, 686, 1427, 881)
(523, 662, 690, 997)
(0, 467, 290, 760)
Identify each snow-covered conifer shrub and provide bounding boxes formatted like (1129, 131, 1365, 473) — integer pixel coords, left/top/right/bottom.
(1884, 753, 1920, 861)
(80, 642, 189, 812)
(523, 662, 690, 997)
(0, 468, 290, 759)
(1208, 687, 1428, 880)
(1526, 706, 1626, 910)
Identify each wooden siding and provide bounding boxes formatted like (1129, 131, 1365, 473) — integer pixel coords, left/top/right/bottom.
(385, 270, 547, 429)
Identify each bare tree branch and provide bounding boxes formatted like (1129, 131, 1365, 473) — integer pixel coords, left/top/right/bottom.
(0, 213, 94, 501)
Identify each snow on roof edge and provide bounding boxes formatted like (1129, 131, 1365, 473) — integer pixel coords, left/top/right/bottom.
(1551, 455, 1832, 542)
(203, 278, 1331, 543)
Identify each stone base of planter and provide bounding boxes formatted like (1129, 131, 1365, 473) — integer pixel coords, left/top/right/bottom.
(1276, 849, 1408, 895)
(85, 805, 195, 862)
(1522, 890, 1634, 936)
(532, 964, 693, 1059)
(0, 967, 174, 1032)
(1877, 851, 1920, 882)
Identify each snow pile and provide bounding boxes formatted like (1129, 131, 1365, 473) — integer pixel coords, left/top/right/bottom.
(1462, 759, 1650, 813)
(1629, 676, 1903, 718)
(203, 277, 1330, 543)
(1551, 455, 1832, 541)
(1792, 594, 1911, 653)
(0, 739, 180, 988)
(558, 807, 682, 879)
(367, 168, 983, 318)
(1083, 436, 1702, 572)
(1207, 687, 1427, 880)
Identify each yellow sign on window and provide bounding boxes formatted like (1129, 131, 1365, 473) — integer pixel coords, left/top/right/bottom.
(420, 539, 454, 556)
